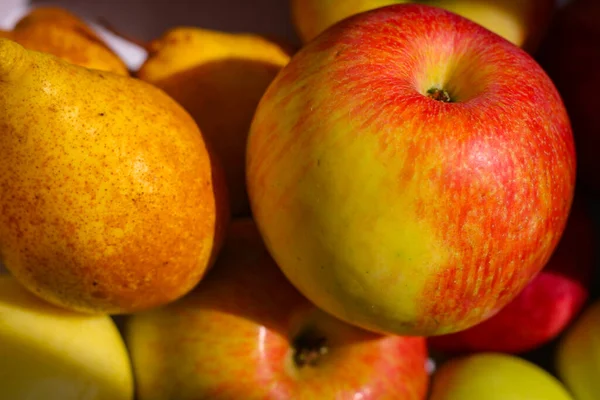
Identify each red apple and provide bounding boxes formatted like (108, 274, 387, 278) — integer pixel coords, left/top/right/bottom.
(535, 0, 600, 194)
(246, 4, 576, 336)
(428, 198, 596, 354)
(125, 219, 429, 400)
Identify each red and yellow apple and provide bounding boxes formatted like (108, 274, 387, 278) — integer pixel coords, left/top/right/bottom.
(125, 219, 429, 399)
(535, 0, 600, 194)
(428, 199, 596, 354)
(429, 353, 574, 399)
(290, 0, 555, 51)
(246, 4, 576, 336)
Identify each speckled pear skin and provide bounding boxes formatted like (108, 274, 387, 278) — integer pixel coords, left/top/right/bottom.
(0, 7, 129, 76)
(0, 38, 230, 314)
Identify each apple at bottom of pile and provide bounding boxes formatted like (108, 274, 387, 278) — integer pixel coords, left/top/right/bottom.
(125, 219, 430, 400)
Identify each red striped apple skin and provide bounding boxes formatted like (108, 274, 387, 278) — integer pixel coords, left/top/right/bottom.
(247, 4, 576, 336)
(428, 200, 596, 354)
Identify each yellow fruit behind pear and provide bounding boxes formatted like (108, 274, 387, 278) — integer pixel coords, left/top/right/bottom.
(429, 353, 573, 400)
(1, 7, 128, 75)
(291, 0, 555, 52)
(137, 27, 292, 216)
(555, 299, 600, 400)
(0, 38, 229, 314)
(0, 275, 133, 400)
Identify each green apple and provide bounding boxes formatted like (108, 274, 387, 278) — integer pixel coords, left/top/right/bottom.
(291, 0, 555, 51)
(555, 299, 600, 400)
(0, 275, 133, 400)
(429, 353, 574, 399)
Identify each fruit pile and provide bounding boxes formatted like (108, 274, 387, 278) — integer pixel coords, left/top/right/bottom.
(0, 1, 598, 399)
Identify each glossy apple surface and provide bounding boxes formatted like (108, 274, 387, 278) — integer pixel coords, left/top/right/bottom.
(125, 219, 429, 400)
(247, 4, 575, 336)
(137, 28, 292, 216)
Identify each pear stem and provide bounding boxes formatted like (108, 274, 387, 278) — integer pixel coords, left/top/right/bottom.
(0, 38, 27, 83)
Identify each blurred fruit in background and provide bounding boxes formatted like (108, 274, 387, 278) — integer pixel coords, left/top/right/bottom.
(429, 353, 574, 399)
(0, 275, 134, 400)
(137, 28, 292, 216)
(126, 219, 429, 400)
(0, 6, 128, 74)
(290, 0, 555, 52)
(555, 298, 600, 400)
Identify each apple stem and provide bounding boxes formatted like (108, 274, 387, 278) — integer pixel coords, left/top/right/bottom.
(426, 87, 453, 103)
(292, 329, 329, 368)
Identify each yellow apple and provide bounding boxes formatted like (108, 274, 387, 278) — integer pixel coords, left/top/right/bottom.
(555, 299, 600, 400)
(0, 275, 133, 400)
(429, 353, 574, 400)
(290, 0, 555, 51)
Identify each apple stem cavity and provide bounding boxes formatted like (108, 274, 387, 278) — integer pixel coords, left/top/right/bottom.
(426, 87, 453, 103)
(292, 328, 329, 368)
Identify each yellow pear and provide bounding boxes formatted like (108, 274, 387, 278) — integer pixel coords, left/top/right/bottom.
(0, 275, 133, 400)
(137, 27, 292, 216)
(0, 38, 229, 314)
(0, 7, 128, 75)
